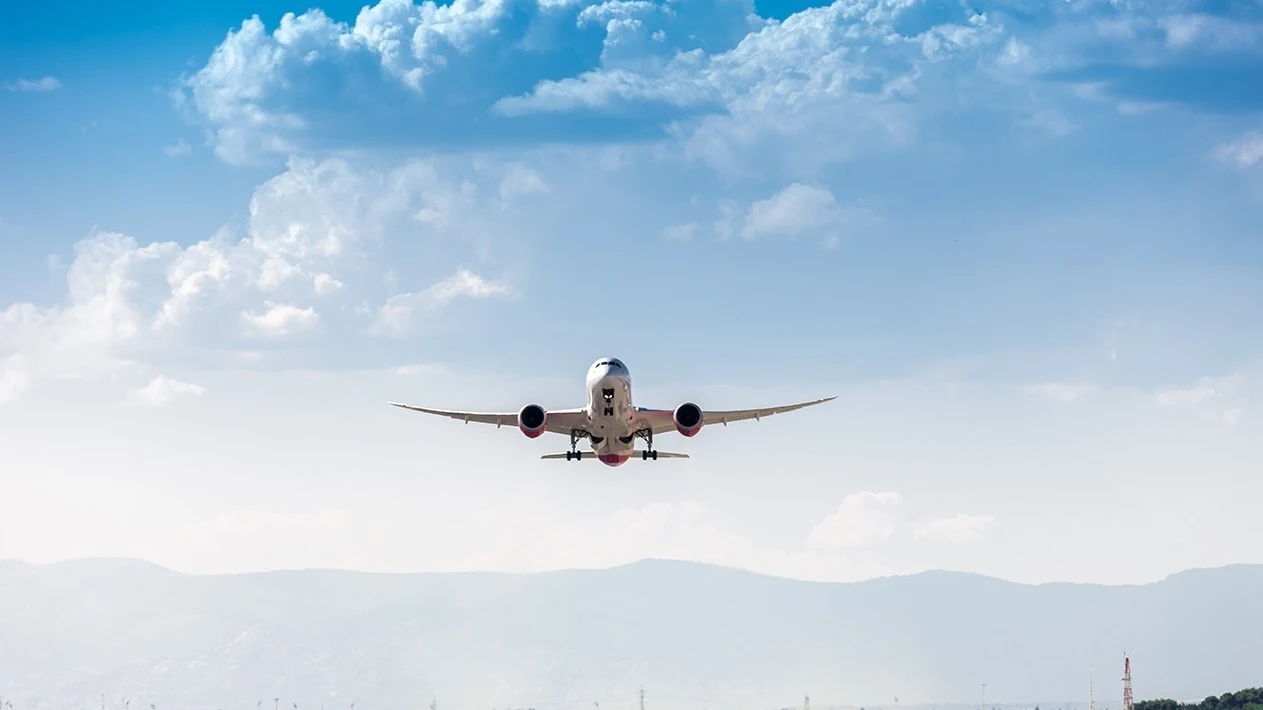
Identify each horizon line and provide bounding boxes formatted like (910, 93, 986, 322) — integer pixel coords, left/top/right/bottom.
(2, 555, 1257, 587)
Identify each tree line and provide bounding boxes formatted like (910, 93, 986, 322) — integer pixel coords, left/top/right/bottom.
(1136, 688, 1263, 710)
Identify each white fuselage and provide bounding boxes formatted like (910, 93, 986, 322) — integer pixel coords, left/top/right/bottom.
(584, 358, 637, 465)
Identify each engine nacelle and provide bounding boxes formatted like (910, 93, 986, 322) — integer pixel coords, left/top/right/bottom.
(673, 402, 703, 437)
(517, 404, 547, 438)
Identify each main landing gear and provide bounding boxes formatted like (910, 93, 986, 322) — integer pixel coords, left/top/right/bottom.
(635, 427, 657, 460)
(563, 428, 659, 461)
(566, 429, 589, 461)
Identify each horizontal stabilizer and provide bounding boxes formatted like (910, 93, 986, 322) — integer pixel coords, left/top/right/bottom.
(540, 451, 690, 460)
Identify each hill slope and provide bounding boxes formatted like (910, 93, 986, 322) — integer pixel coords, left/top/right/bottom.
(1, 558, 1261, 710)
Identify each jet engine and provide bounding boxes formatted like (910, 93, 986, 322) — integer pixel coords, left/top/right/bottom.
(673, 402, 703, 437)
(517, 404, 547, 438)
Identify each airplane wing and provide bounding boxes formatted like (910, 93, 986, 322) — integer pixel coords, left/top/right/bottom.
(388, 402, 589, 435)
(636, 396, 836, 435)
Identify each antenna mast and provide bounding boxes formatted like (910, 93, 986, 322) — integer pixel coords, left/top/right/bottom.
(1122, 655, 1134, 710)
(1089, 664, 1095, 710)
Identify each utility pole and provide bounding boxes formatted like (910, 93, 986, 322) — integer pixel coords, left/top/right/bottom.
(982, 683, 988, 710)
(640, 686, 646, 710)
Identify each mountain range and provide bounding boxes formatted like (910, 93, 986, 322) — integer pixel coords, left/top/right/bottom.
(1, 558, 1260, 710)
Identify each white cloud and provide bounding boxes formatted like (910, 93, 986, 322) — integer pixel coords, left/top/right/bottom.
(163, 139, 192, 158)
(241, 302, 320, 339)
(312, 273, 343, 295)
(912, 514, 997, 544)
(1214, 131, 1263, 170)
(173, 0, 1263, 183)
(805, 491, 906, 550)
(0, 157, 521, 406)
(0, 354, 30, 405)
(371, 268, 513, 338)
(1158, 14, 1263, 53)
(740, 183, 872, 247)
(806, 491, 997, 551)
(498, 163, 547, 208)
(123, 374, 208, 407)
(1153, 374, 1246, 424)
(660, 223, 697, 241)
(3, 76, 62, 92)
(177, 0, 1025, 175)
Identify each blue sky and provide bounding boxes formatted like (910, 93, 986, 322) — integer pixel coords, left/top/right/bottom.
(2, 0, 1262, 585)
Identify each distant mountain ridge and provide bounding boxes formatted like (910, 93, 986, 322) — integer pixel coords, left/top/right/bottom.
(2, 558, 1260, 710)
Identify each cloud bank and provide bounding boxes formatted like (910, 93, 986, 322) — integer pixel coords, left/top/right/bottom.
(174, 0, 1263, 174)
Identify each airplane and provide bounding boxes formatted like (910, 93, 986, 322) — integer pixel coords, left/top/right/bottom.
(388, 357, 835, 467)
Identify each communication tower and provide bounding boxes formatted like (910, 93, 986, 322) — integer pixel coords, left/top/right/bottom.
(1122, 655, 1134, 710)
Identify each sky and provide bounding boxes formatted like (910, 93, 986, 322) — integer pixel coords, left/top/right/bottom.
(1, 0, 1262, 587)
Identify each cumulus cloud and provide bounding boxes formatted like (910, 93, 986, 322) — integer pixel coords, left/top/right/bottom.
(3, 76, 62, 92)
(806, 491, 997, 551)
(912, 514, 997, 544)
(173, 0, 1263, 177)
(371, 268, 514, 338)
(123, 374, 208, 407)
(0, 157, 521, 406)
(174, 0, 1032, 174)
(735, 183, 874, 248)
(241, 302, 320, 339)
(805, 491, 906, 550)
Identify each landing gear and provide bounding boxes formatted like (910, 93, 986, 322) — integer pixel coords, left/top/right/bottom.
(567, 428, 590, 461)
(633, 427, 657, 460)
